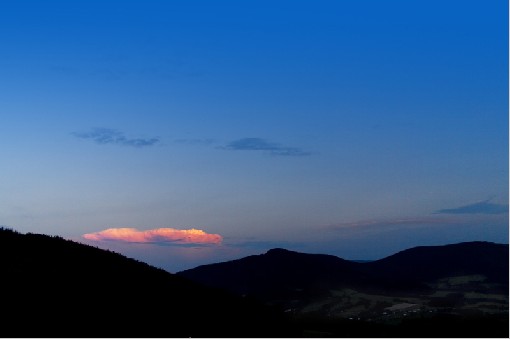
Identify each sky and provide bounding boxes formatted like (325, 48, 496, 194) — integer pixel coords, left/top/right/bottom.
(1, 0, 508, 273)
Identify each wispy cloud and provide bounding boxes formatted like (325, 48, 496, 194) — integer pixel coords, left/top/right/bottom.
(222, 138, 311, 156)
(73, 128, 160, 147)
(434, 199, 509, 215)
(324, 211, 508, 239)
(326, 216, 455, 230)
(83, 227, 222, 245)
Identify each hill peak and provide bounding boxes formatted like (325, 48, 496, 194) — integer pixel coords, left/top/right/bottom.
(265, 248, 295, 255)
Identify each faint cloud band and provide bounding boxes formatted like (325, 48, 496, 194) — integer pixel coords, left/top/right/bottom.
(73, 128, 160, 148)
(222, 137, 311, 156)
(434, 199, 508, 215)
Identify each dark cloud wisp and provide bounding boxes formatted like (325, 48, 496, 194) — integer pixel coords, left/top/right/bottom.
(73, 128, 160, 148)
(434, 199, 509, 215)
(223, 137, 311, 156)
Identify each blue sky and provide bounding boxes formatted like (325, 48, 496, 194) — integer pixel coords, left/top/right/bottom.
(1, 0, 508, 272)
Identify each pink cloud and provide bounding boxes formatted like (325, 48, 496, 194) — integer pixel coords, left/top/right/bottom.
(83, 227, 222, 245)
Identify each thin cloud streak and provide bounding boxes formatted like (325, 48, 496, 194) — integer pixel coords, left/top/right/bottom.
(83, 227, 222, 245)
(326, 216, 456, 230)
(434, 199, 509, 215)
(222, 137, 311, 156)
(323, 213, 508, 240)
(73, 128, 160, 148)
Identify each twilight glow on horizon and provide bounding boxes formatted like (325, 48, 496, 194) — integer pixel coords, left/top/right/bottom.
(1, 0, 508, 272)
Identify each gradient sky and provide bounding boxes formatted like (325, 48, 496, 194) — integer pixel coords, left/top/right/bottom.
(1, 0, 508, 272)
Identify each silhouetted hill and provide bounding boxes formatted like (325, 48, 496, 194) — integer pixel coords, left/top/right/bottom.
(178, 241, 509, 337)
(179, 241, 508, 296)
(363, 241, 509, 285)
(3, 227, 507, 338)
(0, 228, 295, 338)
(177, 248, 372, 300)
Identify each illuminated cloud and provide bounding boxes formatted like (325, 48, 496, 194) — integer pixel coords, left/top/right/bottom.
(222, 137, 311, 156)
(73, 128, 160, 148)
(83, 228, 222, 245)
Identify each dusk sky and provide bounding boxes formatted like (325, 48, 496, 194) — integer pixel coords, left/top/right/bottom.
(1, 0, 508, 272)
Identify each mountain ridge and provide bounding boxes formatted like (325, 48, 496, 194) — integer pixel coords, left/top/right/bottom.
(178, 241, 509, 287)
(1, 227, 507, 337)
(0, 227, 294, 337)
(177, 241, 508, 319)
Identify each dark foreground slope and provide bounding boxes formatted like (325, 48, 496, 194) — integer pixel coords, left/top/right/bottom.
(0, 228, 295, 338)
(178, 242, 509, 338)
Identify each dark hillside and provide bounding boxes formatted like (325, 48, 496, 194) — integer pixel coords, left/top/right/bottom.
(178, 247, 370, 300)
(178, 241, 509, 337)
(179, 242, 509, 297)
(363, 241, 509, 285)
(0, 228, 295, 338)
(2, 228, 507, 338)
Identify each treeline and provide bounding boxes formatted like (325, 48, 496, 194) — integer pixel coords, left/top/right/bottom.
(0, 227, 295, 337)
